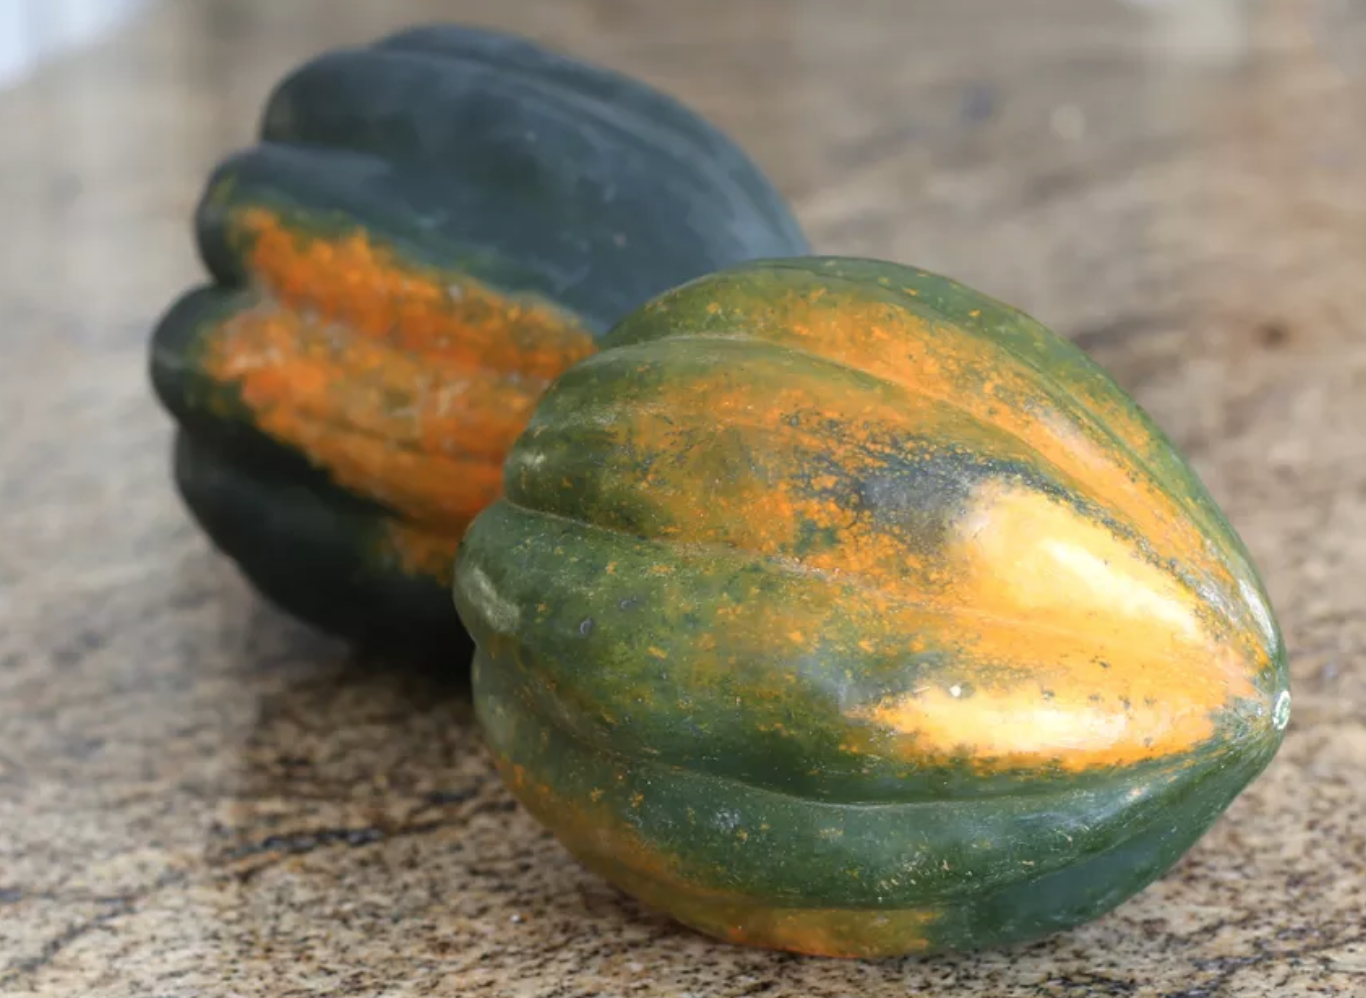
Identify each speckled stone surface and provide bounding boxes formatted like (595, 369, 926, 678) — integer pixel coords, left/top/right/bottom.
(3, 0, 1365, 994)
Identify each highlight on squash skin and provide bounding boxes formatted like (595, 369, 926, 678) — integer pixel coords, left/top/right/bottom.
(849, 480, 1261, 773)
(197, 205, 596, 541)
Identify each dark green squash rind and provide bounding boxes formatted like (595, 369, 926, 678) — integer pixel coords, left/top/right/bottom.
(372, 23, 807, 241)
(255, 27, 809, 328)
(175, 431, 468, 662)
(194, 147, 558, 308)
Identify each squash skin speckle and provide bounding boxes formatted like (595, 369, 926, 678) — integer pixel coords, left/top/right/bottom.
(148, 24, 808, 658)
(455, 256, 1289, 956)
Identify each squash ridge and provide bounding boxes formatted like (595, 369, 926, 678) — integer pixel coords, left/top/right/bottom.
(516, 334, 1228, 617)
(264, 48, 802, 252)
(745, 259, 1237, 557)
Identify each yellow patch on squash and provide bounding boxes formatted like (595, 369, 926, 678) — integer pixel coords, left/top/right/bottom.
(851, 481, 1267, 772)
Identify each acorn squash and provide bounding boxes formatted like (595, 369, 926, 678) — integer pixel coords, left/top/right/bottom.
(454, 257, 1291, 956)
(149, 24, 808, 658)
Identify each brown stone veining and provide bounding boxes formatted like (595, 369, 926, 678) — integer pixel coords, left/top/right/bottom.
(2, 0, 1364, 994)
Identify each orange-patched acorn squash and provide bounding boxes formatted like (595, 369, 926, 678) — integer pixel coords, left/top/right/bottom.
(454, 257, 1290, 957)
(148, 24, 808, 659)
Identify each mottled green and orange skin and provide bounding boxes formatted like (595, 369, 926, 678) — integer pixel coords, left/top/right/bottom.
(152, 200, 595, 657)
(178, 201, 594, 564)
(454, 257, 1291, 957)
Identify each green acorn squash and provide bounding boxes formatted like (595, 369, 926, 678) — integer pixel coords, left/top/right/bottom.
(148, 24, 808, 659)
(454, 257, 1291, 957)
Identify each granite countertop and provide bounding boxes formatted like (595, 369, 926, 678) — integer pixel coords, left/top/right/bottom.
(3, 0, 1364, 994)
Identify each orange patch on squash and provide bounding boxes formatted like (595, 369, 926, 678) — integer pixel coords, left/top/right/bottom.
(200, 207, 596, 532)
(238, 207, 595, 379)
(378, 521, 464, 582)
(713, 904, 936, 959)
(561, 353, 947, 583)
